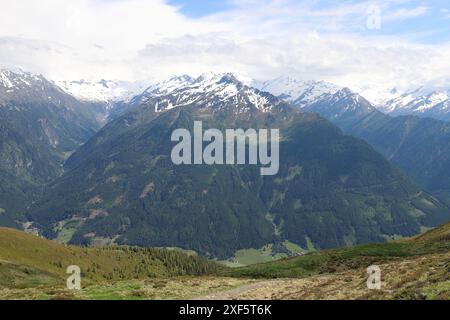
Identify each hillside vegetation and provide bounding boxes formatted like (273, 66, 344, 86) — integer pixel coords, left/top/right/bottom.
(213, 222, 450, 300)
(1, 224, 449, 299)
(0, 227, 221, 289)
(225, 222, 450, 279)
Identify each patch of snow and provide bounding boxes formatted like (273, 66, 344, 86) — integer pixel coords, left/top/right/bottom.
(0, 69, 45, 90)
(254, 76, 341, 107)
(55, 79, 146, 103)
(378, 86, 450, 115)
(146, 73, 277, 113)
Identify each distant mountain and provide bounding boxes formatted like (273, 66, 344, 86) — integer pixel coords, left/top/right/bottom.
(104, 75, 196, 121)
(257, 77, 375, 127)
(302, 88, 376, 127)
(263, 79, 450, 204)
(56, 79, 145, 103)
(254, 77, 341, 107)
(346, 113, 450, 194)
(257, 77, 450, 123)
(0, 69, 103, 224)
(377, 87, 450, 122)
(28, 73, 448, 258)
(138, 74, 196, 99)
(56, 78, 148, 124)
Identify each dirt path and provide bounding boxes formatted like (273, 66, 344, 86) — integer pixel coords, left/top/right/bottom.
(194, 273, 377, 300)
(193, 280, 288, 300)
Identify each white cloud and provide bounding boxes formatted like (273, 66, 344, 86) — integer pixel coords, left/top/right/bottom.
(384, 5, 429, 22)
(0, 0, 449, 97)
(134, 32, 450, 93)
(0, 0, 216, 80)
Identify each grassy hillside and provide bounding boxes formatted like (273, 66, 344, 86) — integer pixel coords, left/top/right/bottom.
(0, 228, 221, 289)
(414, 221, 450, 242)
(225, 222, 450, 279)
(0, 224, 449, 300)
(220, 222, 450, 299)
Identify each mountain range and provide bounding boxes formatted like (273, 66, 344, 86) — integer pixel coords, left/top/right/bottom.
(258, 77, 450, 200)
(254, 76, 450, 123)
(25, 73, 449, 258)
(379, 87, 450, 121)
(51, 74, 450, 124)
(1, 69, 450, 259)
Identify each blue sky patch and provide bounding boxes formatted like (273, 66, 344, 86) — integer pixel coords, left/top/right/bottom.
(168, 0, 230, 17)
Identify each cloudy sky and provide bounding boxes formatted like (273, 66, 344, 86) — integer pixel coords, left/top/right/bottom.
(0, 0, 449, 98)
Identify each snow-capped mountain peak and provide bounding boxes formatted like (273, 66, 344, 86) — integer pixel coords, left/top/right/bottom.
(0, 69, 47, 91)
(55, 79, 145, 103)
(143, 72, 245, 98)
(131, 72, 282, 114)
(253, 76, 376, 123)
(0, 69, 74, 107)
(141, 73, 240, 98)
(329, 87, 371, 107)
(254, 76, 342, 107)
(378, 86, 450, 119)
(143, 74, 196, 97)
(299, 87, 376, 120)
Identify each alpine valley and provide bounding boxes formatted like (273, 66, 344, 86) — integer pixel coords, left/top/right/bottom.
(0, 71, 440, 261)
(1, 68, 450, 300)
(0, 69, 105, 228)
(1, 70, 450, 261)
(3, 0, 450, 301)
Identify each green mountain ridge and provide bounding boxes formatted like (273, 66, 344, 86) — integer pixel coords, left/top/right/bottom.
(0, 227, 220, 289)
(27, 75, 450, 258)
(299, 88, 450, 195)
(0, 70, 104, 223)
